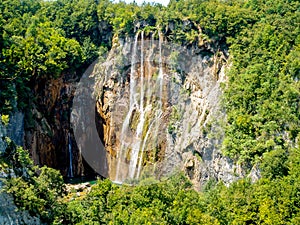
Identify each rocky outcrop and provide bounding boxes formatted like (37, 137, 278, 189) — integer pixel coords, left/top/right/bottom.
(24, 73, 95, 178)
(0, 25, 255, 190)
(91, 31, 243, 188)
(0, 115, 41, 225)
(0, 112, 24, 153)
(0, 178, 41, 225)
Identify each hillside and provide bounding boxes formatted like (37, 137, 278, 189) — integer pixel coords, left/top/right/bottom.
(0, 0, 299, 224)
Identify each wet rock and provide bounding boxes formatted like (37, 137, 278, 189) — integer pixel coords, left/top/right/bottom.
(24, 73, 94, 177)
(92, 32, 251, 188)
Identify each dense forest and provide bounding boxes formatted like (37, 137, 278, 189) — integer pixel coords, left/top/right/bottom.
(0, 0, 299, 224)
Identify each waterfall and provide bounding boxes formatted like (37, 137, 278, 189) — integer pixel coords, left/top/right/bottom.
(114, 31, 166, 183)
(128, 31, 145, 179)
(146, 35, 154, 101)
(136, 34, 155, 177)
(115, 32, 139, 182)
(136, 110, 161, 178)
(158, 31, 164, 106)
(129, 33, 139, 107)
(68, 133, 73, 178)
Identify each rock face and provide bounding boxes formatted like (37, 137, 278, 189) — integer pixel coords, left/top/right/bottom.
(0, 115, 41, 225)
(93, 31, 241, 188)
(23, 73, 95, 178)
(0, 30, 245, 189)
(0, 112, 24, 153)
(0, 179, 41, 225)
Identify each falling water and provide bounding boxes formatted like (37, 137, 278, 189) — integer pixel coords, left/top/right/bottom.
(128, 31, 145, 179)
(136, 110, 162, 178)
(149, 31, 164, 165)
(146, 35, 154, 100)
(129, 33, 139, 107)
(115, 31, 166, 183)
(158, 31, 164, 105)
(136, 32, 164, 179)
(68, 133, 74, 178)
(115, 32, 139, 182)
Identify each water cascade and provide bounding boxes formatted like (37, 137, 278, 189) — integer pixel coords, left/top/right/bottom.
(68, 133, 74, 178)
(128, 31, 145, 179)
(115, 32, 139, 182)
(83, 26, 230, 188)
(114, 31, 166, 183)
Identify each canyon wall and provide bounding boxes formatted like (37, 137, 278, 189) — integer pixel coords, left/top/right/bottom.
(23, 73, 95, 178)
(0, 113, 41, 224)
(1, 28, 258, 189)
(92, 31, 246, 189)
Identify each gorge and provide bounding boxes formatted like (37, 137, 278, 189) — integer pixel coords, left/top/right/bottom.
(87, 29, 239, 187)
(0, 0, 299, 224)
(1, 24, 259, 189)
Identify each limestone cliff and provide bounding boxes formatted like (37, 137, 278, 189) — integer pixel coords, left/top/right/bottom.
(91, 31, 242, 189)
(1, 29, 257, 189)
(0, 114, 41, 224)
(23, 73, 94, 178)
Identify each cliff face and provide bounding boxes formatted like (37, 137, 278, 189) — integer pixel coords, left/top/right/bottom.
(0, 112, 24, 153)
(0, 114, 41, 224)
(91, 31, 242, 188)
(23, 73, 94, 178)
(1, 29, 256, 188)
(0, 176, 41, 224)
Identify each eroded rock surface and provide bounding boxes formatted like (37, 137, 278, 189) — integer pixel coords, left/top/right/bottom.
(93, 32, 242, 188)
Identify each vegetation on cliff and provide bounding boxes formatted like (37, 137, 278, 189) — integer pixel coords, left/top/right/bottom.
(0, 0, 299, 224)
(1, 138, 65, 223)
(2, 142, 300, 224)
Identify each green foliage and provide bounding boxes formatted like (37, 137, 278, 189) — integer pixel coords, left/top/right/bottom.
(222, 0, 300, 168)
(0, 1, 79, 113)
(1, 114, 9, 126)
(260, 148, 289, 179)
(2, 140, 65, 223)
(1, 0, 299, 224)
(0, 0, 103, 114)
(2, 142, 299, 224)
(5, 20, 83, 78)
(47, 159, 300, 224)
(168, 105, 183, 133)
(97, 1, 139, 36)
(3, 137, 33, 172)
(5, 166, 65, 222)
